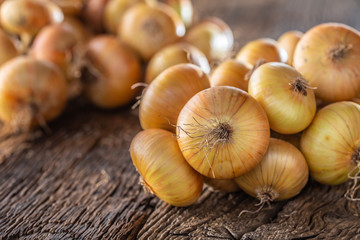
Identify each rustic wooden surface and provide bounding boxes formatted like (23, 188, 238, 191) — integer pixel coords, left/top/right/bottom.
(1, 0, 360, 239)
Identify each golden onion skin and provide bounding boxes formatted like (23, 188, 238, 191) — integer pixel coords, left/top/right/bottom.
(140, 63, 210, 132)
(248, 62, 316, 134)
(145, 42, 210, 84)
(130, 129, 203, 207)
(235, 138, 309, 201)
(165, 0, 193, 28)
(236, 38, 288, 67)
(0, 56, 67, 128)
(0, 30, 18, 67)
(277, 30, 303, 66)
(119, 2, 185, 60)
(293, 23, 360, 102)
(82, 35, 141, 108)
(210, 59, 251, 91)
(300, 101, 360, 185)
(184, 17, 234, 62)
(177, 86, 270, 179)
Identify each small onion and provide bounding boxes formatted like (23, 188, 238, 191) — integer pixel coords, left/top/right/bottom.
(50, 0, 84, 16)
(235, 138, 308, 206)
(248, 62, 316, 134)
(119, 2, 185, 60)
(0, 56, 67, 130)
(204, 177, 241, 193)
(210, 59, 251, 91)
(236, 38, 288, 67)
(177, 86, 270, 179)
(82, 0, 109, 33)
(278, 30, 303, 66)
(82, 35, 141, 108)
(140, 63, 210, 132)
(293, 23, 360, 102)
(145, 42, 210, 84)
(130, 128, 203, 207)
(184, 17, 233, 62)
(31, 24, 81, 81)
(300, 102, 360, 189)
(104, 0, 155, 34)
(164, 0, 194, 28)
(0, 0, 64, 51)
(61, 16, 91, 45)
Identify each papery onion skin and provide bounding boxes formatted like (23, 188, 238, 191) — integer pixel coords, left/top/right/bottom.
(248, 62, 316, 134)
(140, 63, 210, 132)
(82, 35, 141, 108)
(165, 0, 193, 28)
(0, 56, 67, 128)
(31, 24, 79, 80)
(184, 17, 234, 62)
(277, 30, 303, 66)
(293, 23, 360, 102)
(130, 128, 203, 207)
(236, 38, 288, 67)
(204, 177, 241, 193)
(177, 86, 270, 179)
(145, 42, 210, 84)
(119, 2, 185, 60)
(235, 138, 309, 201)
(300, 101, 360, 185)
(210, 59, 251, 91)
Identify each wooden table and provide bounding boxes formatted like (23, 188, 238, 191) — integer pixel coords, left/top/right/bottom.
(1, 0, 360, 239)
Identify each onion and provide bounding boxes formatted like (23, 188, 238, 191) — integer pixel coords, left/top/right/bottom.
(164, 0, 194, 28)
(119, 2, 185, 60)
(0, 56, 67, 131)
(293, 23, 360, 102)
(184, 17, 233, 62)
(204, 177, 240, 193)
(277, 30, 303, 66)
(0, 29, 18, 67)
(81, 35, 141, 108)
(177, 86, 270, 179)
(145, 42, 210, 84)
(130, 128, 203, 207)
(300, 101, 360, 194)
(210, 59, 251, 91)
(236, 38, 287, 67)
(235, 138, 308, 213)
(248, 62, 316, 134)
(82, 0, 109, 33)
(140, 63, 210, 132)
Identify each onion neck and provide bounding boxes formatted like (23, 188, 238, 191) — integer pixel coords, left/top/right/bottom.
(329, 43, 352, 61)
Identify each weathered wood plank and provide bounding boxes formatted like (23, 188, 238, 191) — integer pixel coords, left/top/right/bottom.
(1, 1, 360, 239)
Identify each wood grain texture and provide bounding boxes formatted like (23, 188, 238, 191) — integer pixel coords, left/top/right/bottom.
(1, 0, 360, 239)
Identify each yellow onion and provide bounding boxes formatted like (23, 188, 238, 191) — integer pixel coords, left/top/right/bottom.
(145, 42, 210, 84)
(104, 0, 155, 34)
(204, 177, 240, 193)
(0, 29, 18, 67)
(140, 63, 210, 132)
(277, 30, 303, 66)
(248, 62, 316, 134)
(130, 128, 203, 207)
(0, 56, 67, 130)
(352, 98, 360, 105)
(235, 138, 308, 205)
(119, 2, 185, 60)
(82, 0, 109, 33)
(164, 0, 193, 28)
(50, 0, 84, 15)
(293, 23, 360, 102)
(61, 16, 91, 45)
(31, 24, 81, 81)
(236, 38, 288, 67)
(81, 35, 141, 108)
(0, 0, 64, 52)
(184, 17, 233, 62)
(177, 86, 270, 179)
(300, 102, 360, 189)
(210, 59, 251, 91)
